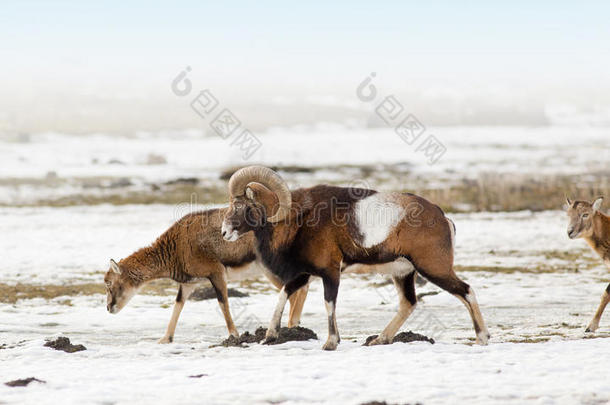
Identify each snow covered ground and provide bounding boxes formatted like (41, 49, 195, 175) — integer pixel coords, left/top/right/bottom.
(2, 126, 608, 180)
(1, 125, 608, 404)
(1, 204, 609, 404)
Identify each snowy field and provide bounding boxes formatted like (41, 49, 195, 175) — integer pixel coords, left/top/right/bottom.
(1, 125, 608, 404)
(2, 126, 608, 180)
(1, 204, 609, 404)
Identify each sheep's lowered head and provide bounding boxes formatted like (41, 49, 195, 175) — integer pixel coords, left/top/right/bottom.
(222, 166, 291, 241)
(104, 259, 139, 314)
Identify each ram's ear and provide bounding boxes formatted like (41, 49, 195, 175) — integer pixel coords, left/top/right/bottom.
(245, 182, 274, 202)
(565, 196, 573, 207)
(245, 186, 255, 201)
(592, 197, 603, 212)
(109, 259, 122, 275)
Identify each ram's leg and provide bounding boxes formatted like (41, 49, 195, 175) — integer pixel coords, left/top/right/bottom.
(208, 271, 239, 338)
(287, 283, 309, 327)
(265, 274, 310, 342)
(368, 271, 417, 346)
(585, 283, 610, 333)
(158, 283, 196, 344)
(321, 274, 340, 350)
(261, 265, 309, 328)
(415, 257, 490, 345)
(422, 270, 490, 345)
(455, 284, 490, 345)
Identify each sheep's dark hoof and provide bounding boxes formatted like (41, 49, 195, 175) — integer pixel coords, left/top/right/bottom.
(476, 331, 490, 346)
(157, 336, 173, 344)
(363, 335, 389, 346)
(262, 336, 277, 345)
(585, 322, 598, 333)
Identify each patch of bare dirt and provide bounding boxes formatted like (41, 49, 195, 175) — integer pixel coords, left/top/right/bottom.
(44, 337, 86, 353)
(360, 402, 422, 405)
(363, 331, 435, 346)
(215, 326, 317, 347)
(5, 377, 46, 387)
(189, 287, 249, 301)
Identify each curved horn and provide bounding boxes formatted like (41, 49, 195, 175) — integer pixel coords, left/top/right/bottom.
(228, 166, 292, 223)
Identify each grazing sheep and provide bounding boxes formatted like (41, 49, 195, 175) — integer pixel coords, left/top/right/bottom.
(221, 166, 490, 350)
(104, 208, 308, 343)
(566, 197, 610, 332)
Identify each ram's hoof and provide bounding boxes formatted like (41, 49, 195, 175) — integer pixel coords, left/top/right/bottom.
(476, 331, 491, 345)
(262, 337, 277, 345)
(322, 336, 338, 351)
(366, 336, 390, 346)
(585, 324, 598, 333)
(263, 330, 278, 345)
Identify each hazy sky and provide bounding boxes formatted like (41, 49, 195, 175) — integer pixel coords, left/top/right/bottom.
(2, 0, 609, 93)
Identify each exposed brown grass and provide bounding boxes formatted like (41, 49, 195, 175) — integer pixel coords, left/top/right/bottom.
(5, 165, 608, 212)
(0, 279, 178, 304)
(410, 172, 610, 213)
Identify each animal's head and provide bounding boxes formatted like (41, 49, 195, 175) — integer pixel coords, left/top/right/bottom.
(566, 197, 603, 239)
(104, 259, 138, 314)
(221, 166, 292, 241)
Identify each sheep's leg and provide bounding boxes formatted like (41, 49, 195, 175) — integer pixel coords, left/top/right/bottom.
(455, 285, 490, 345)
(368, 271, 417, 345)
(321, 275, 340, 350)
(417, 267, 490, 345)
(288, 283, 309, 327)
(265, 274, 310, 342)
(586, 283, 610, 333)
(208, 271, 239, 338)
(158, 283, 196, 344)
(261, 265, 309, 328)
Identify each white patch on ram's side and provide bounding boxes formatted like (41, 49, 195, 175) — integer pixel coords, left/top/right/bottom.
(354, 194, 405, 248)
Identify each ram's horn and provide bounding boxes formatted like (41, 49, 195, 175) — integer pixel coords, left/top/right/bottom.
(228, 166, 292, 223)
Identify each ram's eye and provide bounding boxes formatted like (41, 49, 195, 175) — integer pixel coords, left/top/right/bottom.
(582, 213, 589, 219)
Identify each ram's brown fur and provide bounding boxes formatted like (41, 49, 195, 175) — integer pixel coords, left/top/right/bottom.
(222, 167, 490, 350)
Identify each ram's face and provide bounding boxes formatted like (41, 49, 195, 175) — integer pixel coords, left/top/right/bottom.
(104, 261, 137, 314)
(221, 197, 264, 241)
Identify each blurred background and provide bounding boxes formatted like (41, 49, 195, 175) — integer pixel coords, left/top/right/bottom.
(1, 0, 609, 210)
